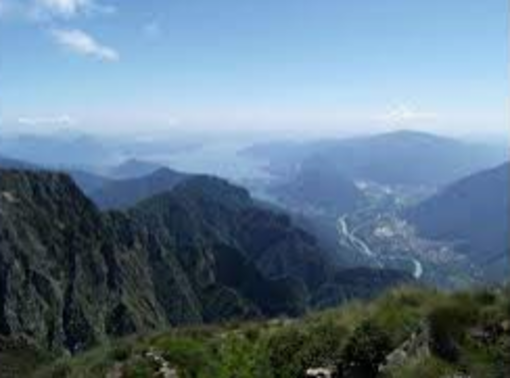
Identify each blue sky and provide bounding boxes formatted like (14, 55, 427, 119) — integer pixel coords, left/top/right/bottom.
(0, 0, 508, 137)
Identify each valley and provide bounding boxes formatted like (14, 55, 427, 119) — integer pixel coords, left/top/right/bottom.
(251, 145, 508, 289)
(346, 180, 496, 288)
(338, 208, 477, 287)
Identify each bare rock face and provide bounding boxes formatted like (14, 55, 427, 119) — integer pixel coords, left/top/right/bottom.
(0, 170, 170, 352)
(379, 326, 430, 373)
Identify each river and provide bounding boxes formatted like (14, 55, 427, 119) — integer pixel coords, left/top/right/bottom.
(337, 214, 423, 279)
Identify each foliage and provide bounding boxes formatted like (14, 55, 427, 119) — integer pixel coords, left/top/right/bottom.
(386, 356, 455, 378)
(32, 286, 510, 378)
(427, 294, 480, 362)
(339, 320, 392, 378)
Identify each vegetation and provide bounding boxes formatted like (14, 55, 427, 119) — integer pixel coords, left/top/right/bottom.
(30, 286, 510, 378)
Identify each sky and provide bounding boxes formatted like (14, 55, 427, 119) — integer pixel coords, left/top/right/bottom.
(0, 0, 508, 138)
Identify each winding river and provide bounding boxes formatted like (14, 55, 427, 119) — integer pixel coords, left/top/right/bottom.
(337, 214, 424, 279)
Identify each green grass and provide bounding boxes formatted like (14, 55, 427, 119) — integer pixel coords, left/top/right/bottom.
(32, 285, 510, 378)
(386, 356, 456, 378)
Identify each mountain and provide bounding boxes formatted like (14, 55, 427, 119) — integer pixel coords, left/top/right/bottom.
(408, 163, 510, 281)
(67, 170, 113, 197)
(0, 170, 170, 352)
(90, 167, 189, 209)
(0, 169, 409, 353)
(242, 139, 335, 179)
(0, 169, 300, 352)
(248, 131, 507, 187)
(130, 176, 409, 298)
(0, 153, 117, 198)
(0, 155, 114, 198)
(301, 131, 507, 187)
(0, 133, 111, 167)
(0, 155, 36, 170)
(272, 163, 364, 215)
(131, 176, 331, 293)
(107, 158, 163, 179)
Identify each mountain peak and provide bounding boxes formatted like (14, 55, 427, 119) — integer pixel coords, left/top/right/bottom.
(109, 158, 163, 179)
(367, 130, 458, 145)
(171, 175, 253, 209)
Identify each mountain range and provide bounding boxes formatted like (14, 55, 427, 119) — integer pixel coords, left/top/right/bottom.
(0, 133, 111, 168)
(0, 155, 35, 170)
(0, 169, 409, 353)
(248, 131, 507, 188)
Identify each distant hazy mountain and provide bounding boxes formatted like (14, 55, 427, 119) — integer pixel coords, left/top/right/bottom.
(247, 131, 507, 187)
(0, 133, 111, 167)
(301, 131, 507, 187)
(242, 139, 331, 179)
(90, 167, 189, 209)
(408, 163, 510, 281)
(0, 169, 409, 352)
(67, 170, 113, 197)
(0, 155, 36, 170)
(107, 158, 163, 179)
(0, 153, 115, 197)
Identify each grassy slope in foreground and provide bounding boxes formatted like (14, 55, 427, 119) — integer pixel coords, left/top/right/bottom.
(31, 286, 510, 378)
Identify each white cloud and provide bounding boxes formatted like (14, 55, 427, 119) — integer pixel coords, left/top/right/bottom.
(34, 0, 114, 18)
(0, 0, 114, 21)
(51, 28, 119, 61)
(37, 0, 88, 17)
(376, 104, 438, 123)
(17, 114, 77, 126)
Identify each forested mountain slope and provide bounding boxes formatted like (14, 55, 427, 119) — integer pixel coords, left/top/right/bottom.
(0, 169, 409, 353)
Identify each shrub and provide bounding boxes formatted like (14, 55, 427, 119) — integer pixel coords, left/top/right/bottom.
(387, 356, 456, 378)
(339, 320, 392, 378)
(266, 327, 308, 378)
(47, 362, 72, 378)
(108, 343, 133, 362)
(216, 333, 269, 378)
(123, 357, 157, 378)
(296, 322, 347, 369)
(427, 298, 479, 363)
(158, 337, 213, 377)
(473, 289, 497, 306)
